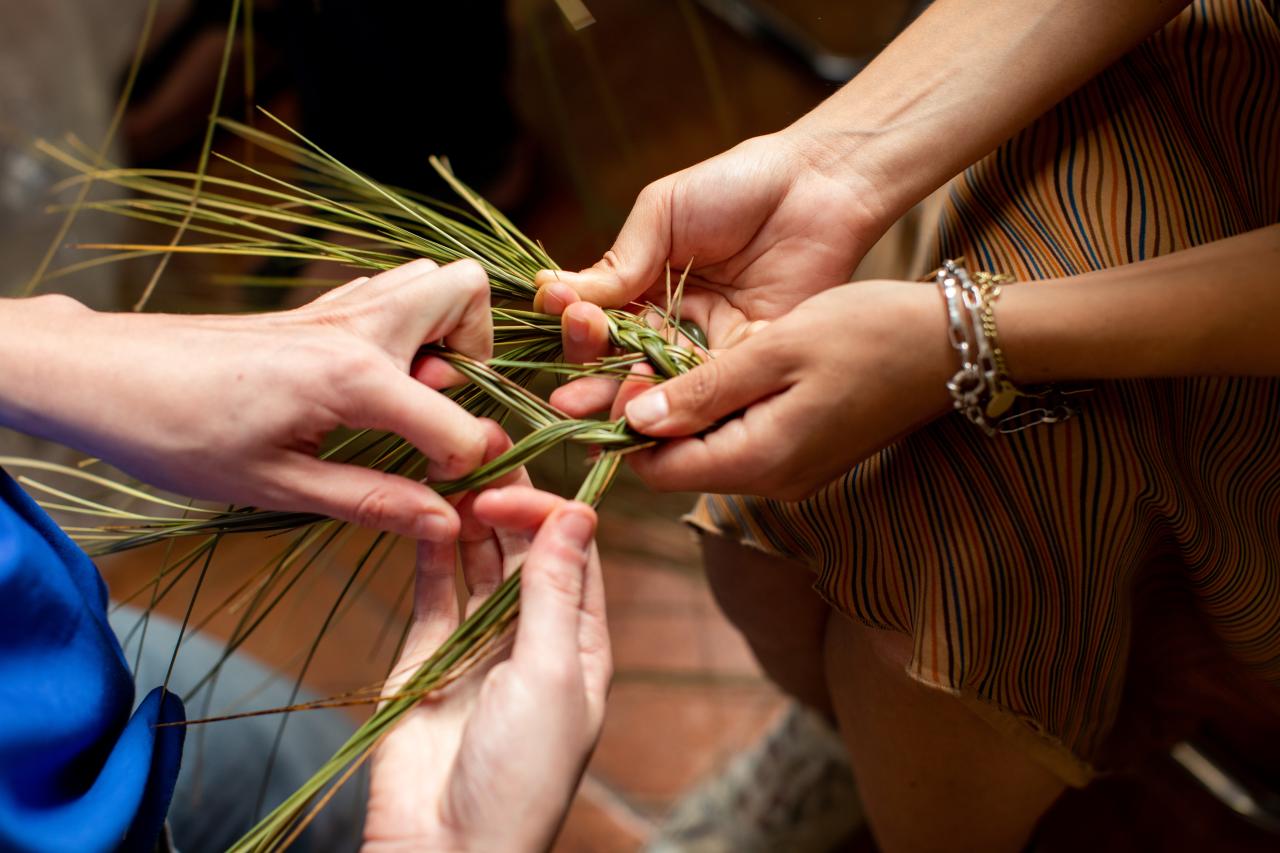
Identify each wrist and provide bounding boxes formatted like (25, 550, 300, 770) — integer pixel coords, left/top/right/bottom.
(847, 279, 956, 415)
(770, 126, 898, 250)
(904, 282, 962, 412)
(993, 279, 1092, 385)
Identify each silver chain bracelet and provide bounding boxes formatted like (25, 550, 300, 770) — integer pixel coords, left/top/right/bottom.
(934, 259, 1082, 435)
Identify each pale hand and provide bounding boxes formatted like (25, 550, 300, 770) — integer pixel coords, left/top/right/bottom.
(362, 487, 611, 853)
(0, 259, 494, 541)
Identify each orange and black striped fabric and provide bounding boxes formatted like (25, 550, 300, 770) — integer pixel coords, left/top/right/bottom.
(689, 0, 1280, 784)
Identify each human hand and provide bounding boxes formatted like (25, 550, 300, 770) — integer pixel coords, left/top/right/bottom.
(0, 259, 493, 540)
(532, 131, 887, 364)
(362, 487, 610, 853)
(595, 281, 956, 499)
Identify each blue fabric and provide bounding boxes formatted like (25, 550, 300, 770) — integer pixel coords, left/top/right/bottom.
(0, 470, 184, 853)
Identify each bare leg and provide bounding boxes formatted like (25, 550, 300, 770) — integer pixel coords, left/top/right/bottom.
(824, 613, 1065, 852)
(701, 533, 833, 716)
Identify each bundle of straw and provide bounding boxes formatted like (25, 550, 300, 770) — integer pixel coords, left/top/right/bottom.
(25, 111, 700, 851)
(35, 112, 704, 548)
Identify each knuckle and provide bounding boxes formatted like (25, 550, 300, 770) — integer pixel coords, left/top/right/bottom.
(578, 621, 610, 663)
(531, 541, 588, 593)
(452, 259, 490, 296)
(440, 430, 487, 476)
(766, 333, 807, 373)
(599, 249, 624, 275)
(467, 579, 499, 600)
(680, 365, 721, 414)
(404, 257, 440, 274)
(538, 659, 579, 692)
(537, 563, 583, 604)
(462, 429, 488, 464)
(325, 351, 384, 408)
(310, 303, 382, 343)
(351, 486, 400, 531)
(636, 179, 665, 208)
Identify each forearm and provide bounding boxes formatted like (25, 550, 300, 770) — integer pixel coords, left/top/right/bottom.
(0, 296, 178, 460)
(998, 225, 1280, 382)
(0, 295, 95, 446)
(786, 0, 1190, 223)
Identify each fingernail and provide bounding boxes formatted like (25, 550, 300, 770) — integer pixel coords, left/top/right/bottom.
(566, 312, 589, 344)
(556, 507, 595, 549)
(625, 390, 669, 430)
(416, 513, 454, 542)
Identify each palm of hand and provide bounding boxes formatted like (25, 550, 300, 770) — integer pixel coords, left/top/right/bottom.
(363, 664, 483, 845)
(664, 145, 875, 324)
(363, 490, 610, 853)
(626, 136, 874, 329)
(540, 134, 877, 326)
(364, 650, 592, 851)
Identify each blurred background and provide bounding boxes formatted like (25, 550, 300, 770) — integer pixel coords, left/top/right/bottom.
(3, 1, 1276, 851)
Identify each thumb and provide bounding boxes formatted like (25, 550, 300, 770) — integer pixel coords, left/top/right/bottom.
(622, 336, 791, 437)
(534, 180, 673, 310)
(512, 502, 597, 673)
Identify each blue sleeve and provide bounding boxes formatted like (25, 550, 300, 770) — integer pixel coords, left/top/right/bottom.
(0, 470, 184, 853)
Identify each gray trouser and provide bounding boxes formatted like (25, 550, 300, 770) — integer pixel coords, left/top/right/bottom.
(111, 607, 366, 853)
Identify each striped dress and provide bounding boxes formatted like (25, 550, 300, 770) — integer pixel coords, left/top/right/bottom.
(688, 0, 1280, 785)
